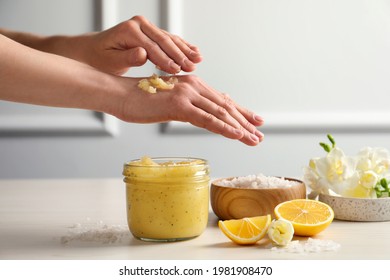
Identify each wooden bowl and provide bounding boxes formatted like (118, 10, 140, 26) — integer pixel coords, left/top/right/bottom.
(210, 177, 306, 220)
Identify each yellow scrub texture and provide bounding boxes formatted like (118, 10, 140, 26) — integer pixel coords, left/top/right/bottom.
(123, 157, 210, 241)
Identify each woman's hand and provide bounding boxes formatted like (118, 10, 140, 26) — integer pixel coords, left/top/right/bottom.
(1, 16, 202, 76)
(118, 75, 264, 146)
(83, 15, 202, 75)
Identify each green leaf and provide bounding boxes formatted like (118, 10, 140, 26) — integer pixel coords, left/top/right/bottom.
(319, 142, 331, 153)
(327, 134, 336, 148)
(375, 179, 390, 198)
(374, 185, 383, 198)
(381, 178, 389, 193)
(380, 178, 388, 190)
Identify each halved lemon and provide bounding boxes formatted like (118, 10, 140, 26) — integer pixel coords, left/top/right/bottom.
(218, 215, 271, 245)
(274, 199, 334, 236)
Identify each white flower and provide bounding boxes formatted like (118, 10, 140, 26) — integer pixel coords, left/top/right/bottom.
(339, 170, 377, 198)
(356, 147, 390, 176)
(303, 159, 322, 199)
(267, 219, 294, 246)
(359, 170, 379, 189)
(305, 136, 390, 199)
(304, 147, 359, 198)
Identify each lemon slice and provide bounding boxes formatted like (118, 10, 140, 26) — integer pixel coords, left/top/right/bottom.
(267, 219, 294, 246)
(218, 215, 271, 245)
(274, 199, 334, 236)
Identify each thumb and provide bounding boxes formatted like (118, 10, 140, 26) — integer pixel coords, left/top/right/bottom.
(125, 47, 147, 67)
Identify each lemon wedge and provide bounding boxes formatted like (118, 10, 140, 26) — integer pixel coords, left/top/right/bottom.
(218, 215, 271, 245)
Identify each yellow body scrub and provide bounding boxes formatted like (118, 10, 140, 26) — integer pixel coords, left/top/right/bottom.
(138, 74, 178, 94)
(123, 156, 210, 242)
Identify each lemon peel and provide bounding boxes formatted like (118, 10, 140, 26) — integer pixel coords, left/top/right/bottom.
(267, 219, 294, 246)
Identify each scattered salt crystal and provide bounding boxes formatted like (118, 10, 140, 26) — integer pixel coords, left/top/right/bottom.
(60, 218, 131, 245)
(271, 238, 341, 254)
(219, 174, 299, 189)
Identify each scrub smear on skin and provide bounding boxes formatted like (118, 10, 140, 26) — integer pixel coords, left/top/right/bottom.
(123, 156, 210, 242)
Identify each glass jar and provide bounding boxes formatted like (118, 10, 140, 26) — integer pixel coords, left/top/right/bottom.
(123, 157, 210, 242)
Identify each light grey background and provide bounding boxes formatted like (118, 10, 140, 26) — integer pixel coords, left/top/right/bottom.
(1, 0, 390, 179)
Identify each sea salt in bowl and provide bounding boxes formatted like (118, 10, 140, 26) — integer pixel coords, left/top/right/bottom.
(318, 193, 390, 222)
(210, 174, 306, 220)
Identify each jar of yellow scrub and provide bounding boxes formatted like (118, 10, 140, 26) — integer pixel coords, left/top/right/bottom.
(123, 157, 210, 242)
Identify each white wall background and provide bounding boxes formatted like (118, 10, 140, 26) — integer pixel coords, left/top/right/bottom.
(1, 0, 390, 179)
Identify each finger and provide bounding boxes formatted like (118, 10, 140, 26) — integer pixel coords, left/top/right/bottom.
(170, 35, 203, 65)
(161, 31, 203, 65)
(191, 94, 242, 129)
(105, 47, 147, 75)
(235, 103, 265, 126)
(184, 105, 246, 141)
(178, 100, 258, 146)
(227, 103, 265, 143)
(125, 47, 147, 67)
(192, 95, 262, 145)
(234, 105, 265, 141)
(140, 23, 196, 72)
(223, 95, 265, 142)
(196, 111, 259, 146)
(224, 97, 264, 141)
(198, 86, 264, 142)
(138, 33, 181, 73)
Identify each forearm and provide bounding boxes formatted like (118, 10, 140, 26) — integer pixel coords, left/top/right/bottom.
(0, 28, 45, 49)
(0, 28, 92, 64)
(0, 34, 129, 116)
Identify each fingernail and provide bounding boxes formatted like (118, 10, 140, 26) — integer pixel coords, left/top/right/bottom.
(250, 134, 259, 142)
(190, 45, 200, 52)
(254, 114, 264, 123)
(189, 50, 200, 57)
(255, 130, 264, 140)
(183, 58, 194, 69)
(169, 60, 181, 73)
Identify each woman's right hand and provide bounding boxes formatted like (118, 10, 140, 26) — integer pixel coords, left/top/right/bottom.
(83, 15, 203, 75)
